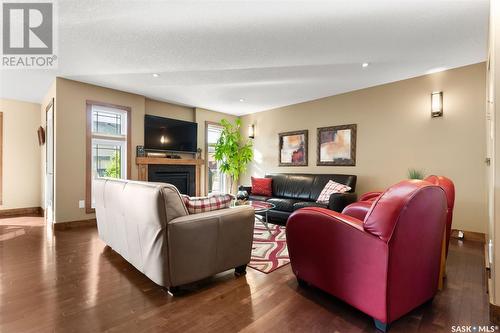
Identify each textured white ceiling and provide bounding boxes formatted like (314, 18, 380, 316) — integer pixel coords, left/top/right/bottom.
(0, 0, 489, 115)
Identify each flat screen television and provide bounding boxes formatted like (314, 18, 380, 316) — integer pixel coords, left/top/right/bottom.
(144, 115, 198, 153)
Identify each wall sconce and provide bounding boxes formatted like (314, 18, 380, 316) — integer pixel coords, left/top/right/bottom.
(431, 91, 443, 117)
(248, 124, 255, 139)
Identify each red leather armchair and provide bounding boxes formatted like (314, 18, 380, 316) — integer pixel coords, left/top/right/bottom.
(286, 181, 447, 331)
(344, 175, 455, 257)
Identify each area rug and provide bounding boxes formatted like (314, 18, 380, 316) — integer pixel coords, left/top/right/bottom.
(248, 221, 290, 274)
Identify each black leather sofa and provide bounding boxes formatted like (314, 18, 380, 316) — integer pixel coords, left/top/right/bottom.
(240, 173, 357, 225)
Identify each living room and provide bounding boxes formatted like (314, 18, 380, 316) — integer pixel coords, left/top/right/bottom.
(0, 1, 497, 332)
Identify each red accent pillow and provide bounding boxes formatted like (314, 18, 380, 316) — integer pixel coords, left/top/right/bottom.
(251, 177, 273, 196)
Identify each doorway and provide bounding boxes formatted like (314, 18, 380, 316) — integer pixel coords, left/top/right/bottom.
(45, 99, 54, 223)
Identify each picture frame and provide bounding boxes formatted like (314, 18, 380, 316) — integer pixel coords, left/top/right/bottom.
(317, 124, 357, 166)
(37, 126, 46, 146)
(278, 130, 308, 166)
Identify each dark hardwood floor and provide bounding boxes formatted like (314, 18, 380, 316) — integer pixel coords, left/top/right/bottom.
(0, 217, 490, 332)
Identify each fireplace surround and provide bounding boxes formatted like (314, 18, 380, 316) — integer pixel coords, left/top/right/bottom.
(148, 164, 196, 196)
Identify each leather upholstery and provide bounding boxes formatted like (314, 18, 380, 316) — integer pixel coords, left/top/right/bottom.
(286, 180, 447, 326)
(342, 200, 372, 221)
(423, 175, 455, 256)
(267, 198, 301, 212)
(328, 192, 357, 213)
(293, 201, 328, 210)
(359, 191, 384, 202)
(349, 175, 455, 256)
(95, 178, 255, 288)
(263, 174, 356, 200)
(241, 173, 357, 224)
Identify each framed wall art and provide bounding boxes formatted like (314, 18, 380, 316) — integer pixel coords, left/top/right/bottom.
(317, 124, 356, 166)
(279, 130, 308, 166)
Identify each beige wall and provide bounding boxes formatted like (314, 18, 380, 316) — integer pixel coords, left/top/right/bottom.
(55, 78, 146, 223)
(195, 108, 238, 195)
(0, 99, 41, 210)
(52, 80, 230, 222)
(145, 98, 194, 121)
(240, 63, 487, 233)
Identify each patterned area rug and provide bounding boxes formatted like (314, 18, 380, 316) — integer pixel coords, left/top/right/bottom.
(248, 221, 290, 274)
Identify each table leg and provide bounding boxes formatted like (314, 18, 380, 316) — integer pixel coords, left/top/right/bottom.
(256, 212, 272, 234)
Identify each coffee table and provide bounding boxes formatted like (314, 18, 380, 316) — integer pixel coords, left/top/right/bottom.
(232, 200, 276, 232)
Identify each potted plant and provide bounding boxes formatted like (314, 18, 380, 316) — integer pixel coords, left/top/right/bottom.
(214, 119, 253, 194)
(407, 168, 425, 180)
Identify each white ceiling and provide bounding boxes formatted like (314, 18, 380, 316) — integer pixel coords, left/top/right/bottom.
(0, 0, 489, 115)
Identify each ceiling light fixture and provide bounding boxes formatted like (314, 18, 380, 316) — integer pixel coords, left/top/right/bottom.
(152, 73, 160, 78)
(239, 98, 245, 102)
(362, 62, 369, 68)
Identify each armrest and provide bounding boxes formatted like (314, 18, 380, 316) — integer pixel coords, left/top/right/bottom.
(359, 191, 383, 202)
(328, 192, 358, 212)
(238, 185, 252, 195)
(342, 201, 373, 221)
(167, 206, 255, 286)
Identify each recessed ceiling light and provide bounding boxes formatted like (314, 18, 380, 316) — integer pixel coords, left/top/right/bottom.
(152, 73, 160, 78)
(239, 98, 245, 102)
(362, 62, 369, 68)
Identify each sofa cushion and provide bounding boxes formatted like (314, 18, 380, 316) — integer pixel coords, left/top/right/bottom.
(252, 177, 273, 196)
(267, 198, 301, 212)
(269, 174, 314, 200)
(309, 174, 357, 201)
(182, 193, 234, 214)
(316, 180, 352, 204)
(293, 201, 328, 211)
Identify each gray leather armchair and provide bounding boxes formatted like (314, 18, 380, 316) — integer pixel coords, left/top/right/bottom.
(94, 178, 255, 294)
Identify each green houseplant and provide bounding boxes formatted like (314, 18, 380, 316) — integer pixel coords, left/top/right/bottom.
(407, 168, 425, 180)
(214, 119, 253, 193)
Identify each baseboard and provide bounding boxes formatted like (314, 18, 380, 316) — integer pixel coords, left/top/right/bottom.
(451, 229, 486, 243)
(491, 303, 500, 325)
(0, 206, 43, 218)
(53, 218, 96, 230)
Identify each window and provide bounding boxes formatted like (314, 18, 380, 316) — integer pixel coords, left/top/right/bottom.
(206, 122, 226, 194)
(86, 101, 131, 213)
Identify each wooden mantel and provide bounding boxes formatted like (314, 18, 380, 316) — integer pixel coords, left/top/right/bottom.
(136, 157, 204, 196)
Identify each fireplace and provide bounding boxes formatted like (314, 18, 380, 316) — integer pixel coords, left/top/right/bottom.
(148, 164, 196, 196)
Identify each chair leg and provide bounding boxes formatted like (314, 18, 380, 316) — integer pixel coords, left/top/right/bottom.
(235, 264, 247, 276)
(297, 278, 308, 288)
(374, 319, 389, 332)
(167, 286, 181, 296)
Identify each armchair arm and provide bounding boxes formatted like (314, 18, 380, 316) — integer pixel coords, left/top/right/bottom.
(167, 206, 254, 286)
(359, 191, 383, 202)
(286, 207, 389, 321)
(238, 185, 252, 195)
(342, 201, 373, 221)
(328, 192, 358, 212)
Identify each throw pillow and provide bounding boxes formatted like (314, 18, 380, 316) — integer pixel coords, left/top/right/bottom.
(316, 180, 351, 204)
(251, 177, 273, 196)
(182, 193, 235, 214)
